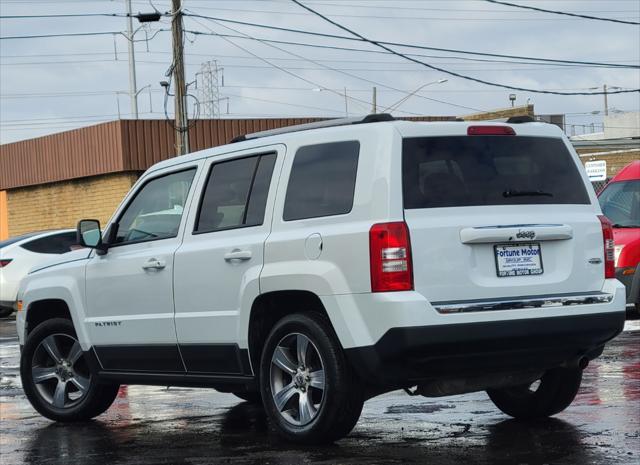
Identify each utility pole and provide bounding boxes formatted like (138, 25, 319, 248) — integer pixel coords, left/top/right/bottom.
(172, 0, 189, 154)
(125, 0, 138, 119)
(603, 84, 609, 117)
(372, 86, 377, 113)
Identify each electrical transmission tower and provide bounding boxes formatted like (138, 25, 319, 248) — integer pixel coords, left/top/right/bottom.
(196, 60, 226, 118)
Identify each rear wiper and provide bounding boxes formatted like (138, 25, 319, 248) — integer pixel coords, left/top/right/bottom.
(503, 189, 553, 198)
(612, 224, 638, 228)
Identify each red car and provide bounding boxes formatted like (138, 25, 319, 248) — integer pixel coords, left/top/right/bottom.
(598, 161, 640, 314)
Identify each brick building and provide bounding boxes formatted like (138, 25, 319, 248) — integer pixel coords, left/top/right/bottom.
(1, 106, 542, 239)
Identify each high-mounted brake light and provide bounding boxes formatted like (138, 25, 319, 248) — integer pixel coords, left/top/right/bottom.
(598, 215, 615, 279)
(0, 259, 12, 268)
(467, 125, 516, 136)
(369, 222, 413, 292)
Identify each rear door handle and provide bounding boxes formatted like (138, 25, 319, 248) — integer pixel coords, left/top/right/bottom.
(224, 250, 252, 262)
(142, 258, 166, 270)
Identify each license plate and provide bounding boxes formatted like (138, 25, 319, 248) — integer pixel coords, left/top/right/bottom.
(494, 243, 543, 277)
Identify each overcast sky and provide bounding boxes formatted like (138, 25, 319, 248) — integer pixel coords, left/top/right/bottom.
(1, 0, 639, 144)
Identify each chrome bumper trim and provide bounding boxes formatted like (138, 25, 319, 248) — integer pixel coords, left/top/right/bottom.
(434, 293, 614, 314)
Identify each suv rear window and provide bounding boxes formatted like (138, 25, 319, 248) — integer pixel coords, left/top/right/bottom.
(402, 136, 590, 208)
(283, 141, 359, 221)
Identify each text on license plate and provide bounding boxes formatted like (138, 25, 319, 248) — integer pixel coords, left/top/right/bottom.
(494, 243, 543, 277)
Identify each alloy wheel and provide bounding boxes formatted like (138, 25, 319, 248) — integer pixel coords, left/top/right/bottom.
(31, 334, 91, 409)
(269, 332, 325, 426)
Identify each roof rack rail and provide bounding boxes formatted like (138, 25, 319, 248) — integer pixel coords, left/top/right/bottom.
(506, 115, 537, 124)
(229, 113, 395, 143)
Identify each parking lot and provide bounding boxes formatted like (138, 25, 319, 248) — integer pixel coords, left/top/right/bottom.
(1, 316, 638, 465)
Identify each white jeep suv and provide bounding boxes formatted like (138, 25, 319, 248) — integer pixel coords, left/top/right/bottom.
(16, 115, 626, 443)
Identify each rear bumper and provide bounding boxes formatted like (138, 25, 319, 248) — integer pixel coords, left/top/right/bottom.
(345, 311, 625, 388)
(320, 279, 627, 389)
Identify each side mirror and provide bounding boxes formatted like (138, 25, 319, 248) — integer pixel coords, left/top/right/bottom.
(77, 219, 104, 251)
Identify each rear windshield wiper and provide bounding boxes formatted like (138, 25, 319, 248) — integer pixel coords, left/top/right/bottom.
(503, 189, 553, 198)
(612, 224, 639, 228)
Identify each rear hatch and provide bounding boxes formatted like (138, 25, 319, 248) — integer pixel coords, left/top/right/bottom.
(401, 128, 604, 303)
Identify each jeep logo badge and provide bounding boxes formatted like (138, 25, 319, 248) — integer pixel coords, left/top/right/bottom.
(516, 230, 536, 240)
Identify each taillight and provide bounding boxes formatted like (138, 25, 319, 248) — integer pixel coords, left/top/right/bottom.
(369, 222, 413, 292)
(598, 215, 615, 279)
(467, 125, 516, 136)
(0, 259, 12, 268)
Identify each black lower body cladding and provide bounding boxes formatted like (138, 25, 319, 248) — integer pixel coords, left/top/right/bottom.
(345, 311, 626, 389)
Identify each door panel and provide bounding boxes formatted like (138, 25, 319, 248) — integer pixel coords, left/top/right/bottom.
(174, 148, 283, 374)
(84, 166, 199, 372)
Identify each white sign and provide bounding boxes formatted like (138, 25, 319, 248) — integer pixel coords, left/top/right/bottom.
(585, 160, 607, 181)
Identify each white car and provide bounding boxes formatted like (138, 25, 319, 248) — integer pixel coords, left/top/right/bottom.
(16, 115, 626, 443)
(0, 229, 77, 317)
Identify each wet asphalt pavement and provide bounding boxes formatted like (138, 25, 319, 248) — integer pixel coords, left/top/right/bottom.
(1, 317, 639, 465)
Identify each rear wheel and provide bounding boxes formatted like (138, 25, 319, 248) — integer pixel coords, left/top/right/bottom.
(20, 318, 120, 422)
(259, 312, 364, 444)
(487, 367, 582, 420)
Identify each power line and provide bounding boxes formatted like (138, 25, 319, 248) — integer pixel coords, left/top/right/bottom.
(6, 85, 624, 100)
(3, 49, 638, 67)
(0, 29, 170, 41)
(1, 14, 635, 70)
(181, 13, 639, 69)
(130, 4, 640, 21)
(289, 0, 640, 96)
(190, 14, 482, 113)
(182, 30, 639, 69)
(0, 31, 123, 40)
(4, 58, 634, 72)
(285, 1, 640, 14)
(185, 16, 375, 114)
(484, 0, 640, 25)
(0, 13, 129, 19)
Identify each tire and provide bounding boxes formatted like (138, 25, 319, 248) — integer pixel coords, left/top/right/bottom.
(487, 367, 582, 420)
(232, 391, 262, 404)
(0, 307, 14, 318)
(20, 318, 120, 422)
(259, 312, 364, 444)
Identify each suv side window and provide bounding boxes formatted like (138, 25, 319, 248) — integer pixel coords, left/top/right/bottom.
(283, 141, 359, 221)
(195, 153, 276, 233)
(113, 169, 196, 245)
(20, 231, 78, 254)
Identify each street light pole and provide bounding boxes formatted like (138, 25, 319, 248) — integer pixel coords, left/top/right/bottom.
(382, 79, 448, 113)
(125, 0, 139, 119)
(344, 87, 348, 117)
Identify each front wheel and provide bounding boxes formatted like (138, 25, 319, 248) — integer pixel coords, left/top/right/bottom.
(487, 367, 582, 420)
(20, 318, 120, 422)
(260, 312, 364, 444)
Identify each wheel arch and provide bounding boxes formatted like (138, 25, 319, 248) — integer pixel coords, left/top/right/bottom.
(26, 299, 73, 335)
(247, 290, 338, 375)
